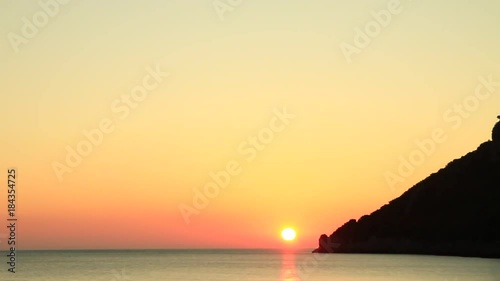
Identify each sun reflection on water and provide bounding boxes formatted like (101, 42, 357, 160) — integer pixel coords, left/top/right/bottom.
(280, 251, 300, 281)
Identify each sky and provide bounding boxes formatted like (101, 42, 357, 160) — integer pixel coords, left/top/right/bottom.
(1, 0, 500, 250)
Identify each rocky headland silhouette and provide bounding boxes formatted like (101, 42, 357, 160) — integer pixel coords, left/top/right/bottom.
(313, 116, 500, 258)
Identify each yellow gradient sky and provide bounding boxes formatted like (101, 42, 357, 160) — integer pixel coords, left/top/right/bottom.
(1, 0, 499, 249)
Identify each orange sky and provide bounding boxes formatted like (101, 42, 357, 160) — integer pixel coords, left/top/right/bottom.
(1, 1, 500, 250)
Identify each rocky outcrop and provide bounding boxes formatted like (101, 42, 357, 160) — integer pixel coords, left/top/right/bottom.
(493, 116, 500, 142)
(313, 117, 500, 258)
(492, 116, 500, 162)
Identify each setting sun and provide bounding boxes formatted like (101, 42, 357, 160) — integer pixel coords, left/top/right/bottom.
(281, 228, 296, 241)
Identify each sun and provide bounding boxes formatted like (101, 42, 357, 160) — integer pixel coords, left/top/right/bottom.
(281, 228, 296, 241)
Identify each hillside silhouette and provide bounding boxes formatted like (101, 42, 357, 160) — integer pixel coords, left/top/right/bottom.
(313, 117, 500, 258)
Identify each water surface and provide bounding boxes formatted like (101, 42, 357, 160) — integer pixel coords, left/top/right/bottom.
(0, 249, 498, 280)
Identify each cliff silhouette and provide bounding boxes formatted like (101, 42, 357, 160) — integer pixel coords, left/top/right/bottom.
(313, 117, 500, 258)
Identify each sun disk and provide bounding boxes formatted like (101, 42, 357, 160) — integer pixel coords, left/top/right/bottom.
(281, 228, 296, 241)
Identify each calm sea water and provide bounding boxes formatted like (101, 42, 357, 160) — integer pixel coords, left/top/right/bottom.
(0, 249, 499, 281)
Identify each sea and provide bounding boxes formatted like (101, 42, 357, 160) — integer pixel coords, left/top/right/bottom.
(0, 249, 499, 281)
